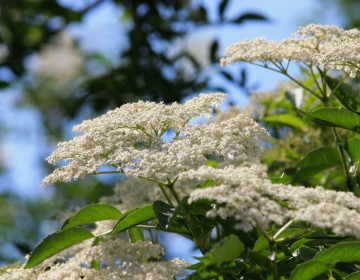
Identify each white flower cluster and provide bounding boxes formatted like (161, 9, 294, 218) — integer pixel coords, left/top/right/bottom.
(32, 32, 83, 83)
(187, 165, 360, 237)
(42, 93, 268, 186)
(220, 24, 360, 77)
(0, 238, 188, 280)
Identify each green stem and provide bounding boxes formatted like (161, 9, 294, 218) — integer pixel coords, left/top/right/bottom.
(320, 87, 354, 192)
(309, 66, 323, 94)
(137, 175, 175, 206)
(167, 184, 181, 204)
(273, 220, 293, 240)
(250, 61, 322, 100)
(167, 181, 207, 254)
(256, 222, 280, 280)
(332, 127, 353, 191)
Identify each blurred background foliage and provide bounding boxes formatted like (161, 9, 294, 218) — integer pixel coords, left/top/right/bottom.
(0, 0, 359, 266)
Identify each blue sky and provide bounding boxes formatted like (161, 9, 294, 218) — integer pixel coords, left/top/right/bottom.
(0, 0, 343, 198)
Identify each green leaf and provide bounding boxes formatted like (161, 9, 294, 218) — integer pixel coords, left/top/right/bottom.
(289, 238, 312, 253)
(254, 228, 307, 253)
(291, 260, 332, 280)
(201, 235, 244, 266)
(297, 108, 360, 133)
(345, 272, 360, 280)
(219, 0, 229, 19)
(296, 147, 341, 168)
(61, 204, 122, 230)
(345, 137, 360, 164)
(263, 113, 306, 129)
(232, 12, 268, 24)
(253, 235, 269, 253)
(326, 76, 360, 113)
(25, 228, 94, 268)
(153, 200, 191, 236)
(209, 40, 219, 62)
(294, 147, 341, 180)
(111, 204, 155, 234)
(315, 241, 360, 263)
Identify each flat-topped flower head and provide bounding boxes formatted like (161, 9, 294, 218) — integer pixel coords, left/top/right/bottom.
(42, 93, 268, 186)
(220, 24, 360, 78)
(188, 165, 360, 237)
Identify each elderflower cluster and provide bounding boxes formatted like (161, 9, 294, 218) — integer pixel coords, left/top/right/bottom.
(0, 238, 188, 280)
(220, 24, 360, 78)
(187, 165, 360, 237)
(32, 32, 83, 84)
(42, 93, 268, 186)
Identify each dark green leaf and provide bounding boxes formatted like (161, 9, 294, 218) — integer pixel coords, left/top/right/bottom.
(326, 76, 360, 113)
(315, 241, 360, 263)
(61, 204, 122, 230)
(345, 137, 360, 164)
(345, 272, 360, 280)
(291, 260, 332, 280)
(111, 204, 155, 234)
(198, 6, 207, 22)
(298, 245, 318, 261)
(289, 238, 312, 253)
(0, 81, 10, 89)
(263, 114, 306, 129)
(153, 200, 191, 236)
(297, 108, 360, 133)
(232, 12, 268, 24)
(240, 68, 247, 87)
(253, 235, 269, 253)
(186, 260, 245, 280)
(25, 228, 94, 268)
(247, 250, 272, 271)
(219, 70, 233, 82)
(219, 0, 229, 19)
(254, 228, 307, 253)
(296, 147, 341, 168)
(210, 40, 219, 63)
(294, 147, 341, 180)
(201, 235, 244, 266)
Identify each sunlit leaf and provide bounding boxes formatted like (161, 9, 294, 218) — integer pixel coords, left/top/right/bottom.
(345, 137, 360, 164)
(200, 235, 244, 266)
(61, 204, 122, 230)
(297, 108, 360, 133)
(291, 260, 332, 280)
(345, 271, 360, 280)
(263, 114, 306, 129)
(296, 147, 341, 168)
(25, 228, 94, 268)
(315, 241, 360, 263)
(111, 204, 155, 234)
